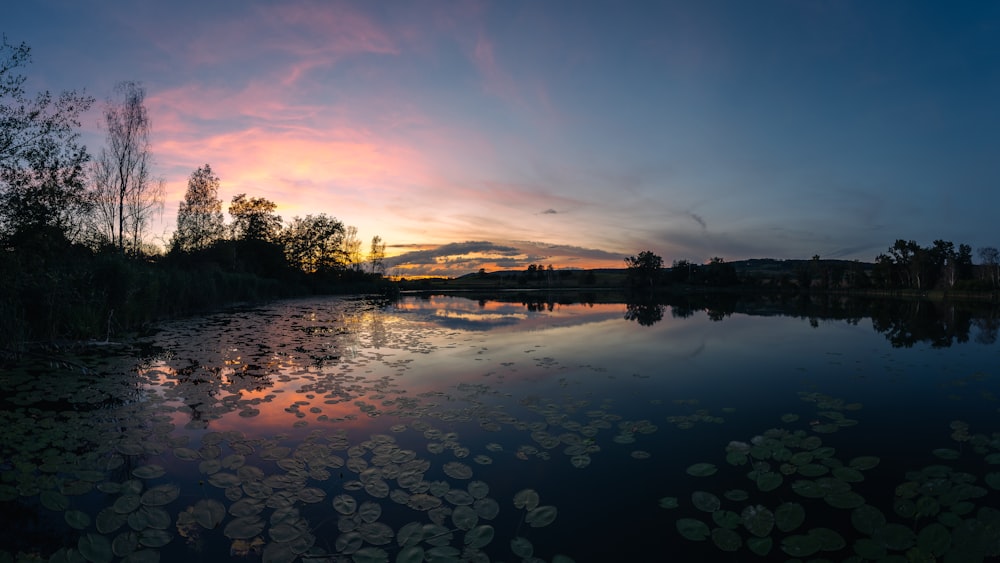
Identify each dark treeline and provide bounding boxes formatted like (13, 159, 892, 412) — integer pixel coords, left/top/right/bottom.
(0, 37, 390, 348)
(625, 239, 1000, 292)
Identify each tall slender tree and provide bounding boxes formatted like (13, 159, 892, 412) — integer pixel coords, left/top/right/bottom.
(90, 81, 162, 255)
(172, 164, 225, 252)
(368, 235, 386, 275)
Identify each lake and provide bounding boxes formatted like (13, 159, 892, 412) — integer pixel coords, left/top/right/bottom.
(2, 292, 1000, 562)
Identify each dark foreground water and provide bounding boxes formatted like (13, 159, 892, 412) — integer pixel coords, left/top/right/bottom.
(2, 292, 1000, 563)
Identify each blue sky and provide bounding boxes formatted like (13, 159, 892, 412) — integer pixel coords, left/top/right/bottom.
(6, 1, 999, 276)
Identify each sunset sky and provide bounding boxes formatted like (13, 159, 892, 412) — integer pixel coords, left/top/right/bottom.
(7, 1, 1000, 276)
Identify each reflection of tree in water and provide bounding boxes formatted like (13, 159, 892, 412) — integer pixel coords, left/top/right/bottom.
(617, 291, 999, 346)
(624, 300, 665, 326)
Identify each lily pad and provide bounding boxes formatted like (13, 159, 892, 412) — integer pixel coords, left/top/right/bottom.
(513, 489, 540, 511)
(686, 462, 717, 477)
(526, 505, 557, 528)
(131, 465, 166, 480)
(747, 536, 772, 556)
(781, 534, 821, 557)
(659, 496, 679, 509)
(78, 533, 113, 563)
(776, 502, 805, 532)
(872, 523, 916, 550)
(691, 491, 720, 513)
(825, 490, 865, 509)
(140, 484, 180, 507)
(711, 527, 741, 551)
(712, 510, 741, 529)
(41, 490, 70, 511)
(741, 505, 774, 537)
(756, 472, 783, 492)
(676, 518, 710, 541)
(510, 536, 534, 557)
(849, 456, 880, 470)
(65, 509, 91, 530)
(851, 504, 886, 535)
(193, 499, 225, 529)
(464, 524, 494, 549)
(332, 494, 357, 515)
(917, 522, 951, 556)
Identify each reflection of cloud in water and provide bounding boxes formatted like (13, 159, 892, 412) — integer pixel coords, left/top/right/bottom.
(431, 309, 527, 331)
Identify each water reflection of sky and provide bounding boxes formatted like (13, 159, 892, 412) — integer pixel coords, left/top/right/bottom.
(8, 294, 1000, 562)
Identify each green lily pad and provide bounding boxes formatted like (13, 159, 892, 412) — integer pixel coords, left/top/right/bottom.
(140, 484, 180, 507)
(776, 502, 805, 532)
(513, 489, 540, 510)
(809, 527, 845, 551)
(873, 523, 916, 550)
(849, 456, 880, 470)
(797, 464, 829, 477)
(692, 491, 720, 513)
(131, 465, 165, 480)
(464, 525, 494, 549)
(825, 490, 865, 509)
(78, 533, 113, 563)
(510, 536, 534, 557)
(851, 504, 886, 535)
(781, 534, 821, 557)
(41, 490, 70, 511)
(853, 538, 887, 559)
(723, 489, 749, 502)
(65, 509, 91, 530)
(712, 510, 741, 529)
(332, 494, 357, 515)
(917, 522, 951, 556)
(526, 505, 557, 528)
(686, 462, 717, 477)
(832, 467, 865, 482)
(711, 527, 742, 552)
(741, 505, 774, 537)
(932, 448, 960, 460)
(223, 516, 265, 539)
(756, 472, 783, 492)
(676, 518, 710, 541)
(985, 472, 1000, 490)
(193, 499, 225, 529)
(658, 496, 679, 509)
(747, 536, 772, 556)
(137, 528, 171, 548)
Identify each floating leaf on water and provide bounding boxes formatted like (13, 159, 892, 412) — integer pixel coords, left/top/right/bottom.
(513, 489, 540, 511)
(207, 472, 240, 488)
(686, 463, 717, 477)
(173, 447, 199, 461)
(851, 504, 886, 535)
(473, 498, 500, 520)
(775, 502, 805, 533)
(332, 494, 357, 515)
(510, 536, 534, 557)
(297, 487, 326, 503)
(933, 448, 960, 460)
(131, 465, 165, 480)
(351, 546, 389, 563)
(397, 522, 424, 547)
(894, 498, 917, 519)
(741, 505, 774, 538)
(849, 456, 880, 470)
(756, 472, 783, 492)
(407, 493, 441, 511)
(853, 538, 887, 559)
(985, 472, 1000, 491)
(723, 489, 749, 502)
(140, 484, 180, 507)
(712, 510, 741, 529)
(41, 490, 70, 511)
(526, 505, 558, 528)
(781, 413, 799, 423)
(464, 524, 494, 549)
(570, 455, 591, 469)
(691, 491, 720, 513)
(65, 509, 91, 530)
(467, 481, 489, 499)
(335, 531, 363, 554)
(917, 522, 951, 556)
(825, 490, 865, 509)
(710, 527, 741, 552)
(269, 522, 303, 543)
(726, 451, 748, 466)
(137, 528, 171, 548)
(358, 501, 382, 523)
(193, 499, 226, 529)
(659, 497, 679, 509)
(112, 531, 138, 558)
(97, 507, 127, 533)
(452, 505, 479, 530)
(809, 527, 845, 551)
(781, 534, 821, 557)
(747, 536, 772, 556)
(78, 533, 113, 563)
(442, 461, 473, 479)
(395, 546, 424, 563)
(114, 494, 142, 514)
(676, 518, 710, 541)
(223, 516, 265, 539)
(873, 523, 916, 550)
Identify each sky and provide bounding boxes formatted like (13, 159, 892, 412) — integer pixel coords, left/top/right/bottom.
(6, 1, 1000, 277)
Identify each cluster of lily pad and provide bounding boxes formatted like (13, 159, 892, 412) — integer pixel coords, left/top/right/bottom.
(663, 392, 1000, 561)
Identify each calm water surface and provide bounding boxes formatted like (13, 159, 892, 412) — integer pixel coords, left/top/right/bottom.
(3, 293, 1000, 562)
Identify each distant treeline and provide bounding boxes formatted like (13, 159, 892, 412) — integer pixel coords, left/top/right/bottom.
(625, 239, 1000, 292)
